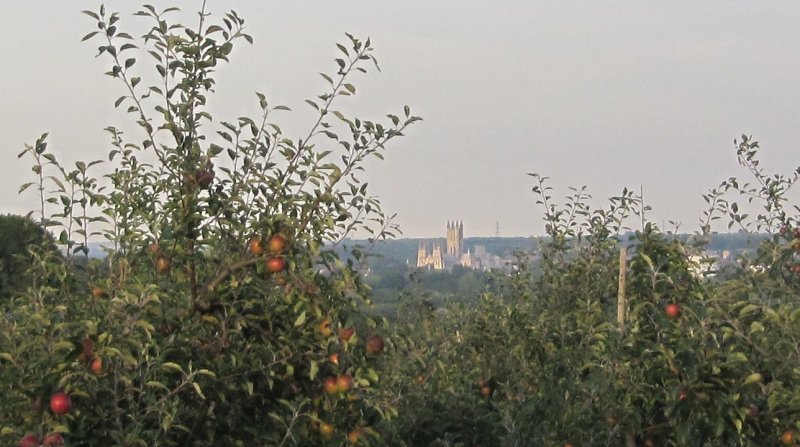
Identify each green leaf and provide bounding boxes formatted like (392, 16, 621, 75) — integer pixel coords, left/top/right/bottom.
(0, 353, 14, 363)
(81, 31, 100, 42)
(726, 352, 748, 363)
(208, 144, 224, 157)
(193, 382, 206, 399)
(294, 311, 307, 327)
(309, 360, 319, 380)
(146, 381, 170, 392)
(739, 304, 759, 318)
(162, 362, 184, 373)
(18, 182, 35, 194)
(51, 424, 70, 434)
(743, 373, 762, 385)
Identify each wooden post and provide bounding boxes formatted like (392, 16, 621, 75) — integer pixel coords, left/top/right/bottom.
(617, 246, 627, 328)
(619, 246, 635, 447)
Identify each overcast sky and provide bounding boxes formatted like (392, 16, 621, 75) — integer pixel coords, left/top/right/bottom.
(2, 1, 800, 238)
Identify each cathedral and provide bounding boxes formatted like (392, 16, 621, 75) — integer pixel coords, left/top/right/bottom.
(417, 221, 472, 270)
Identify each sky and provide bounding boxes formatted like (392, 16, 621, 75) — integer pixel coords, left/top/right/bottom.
(2, 1, 800, 238)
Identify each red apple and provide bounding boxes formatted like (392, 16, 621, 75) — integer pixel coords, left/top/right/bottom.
(195, 169, 214, 188)
(248, 236, 265, 255)
(268, 234, 289, 253)
(323, 376, 339, 395)
(91, 286, 106, 299)
(348, 428, 363, 444)
(44, 433, 65, 446)
(50, 391, 71, 416)
(665, 302, 681, 319)
(19, 435, 41, 447)
(782, 429, 796, 446)
(480, 385, 493, 397)
(337, 374, 354, 392)
(365, 335, 384, 354)
(266, 257, 287, 273)
(90, 357, 103, 375)
(339, 327, 355, 342)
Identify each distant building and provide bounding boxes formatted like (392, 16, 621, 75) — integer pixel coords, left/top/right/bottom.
(417, 240, 444, 270)
(417, 221, 472, 270)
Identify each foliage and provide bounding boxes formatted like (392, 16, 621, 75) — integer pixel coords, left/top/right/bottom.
(1, 3, 419, 446)
(0, 214, 59, 301)
(380, 137, 800, 446)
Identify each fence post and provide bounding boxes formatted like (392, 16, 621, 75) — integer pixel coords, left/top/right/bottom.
(617, 246, 627, 328)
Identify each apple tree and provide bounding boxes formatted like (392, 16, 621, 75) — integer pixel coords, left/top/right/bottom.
(0, 3, 418, 446)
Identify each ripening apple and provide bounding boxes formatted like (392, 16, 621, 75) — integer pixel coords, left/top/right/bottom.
(479, 385, 493, 397)
(90, 357, 103, 375)
(91, 286, 106, 299)
(50, 391, 71, 416)
(147, 241, 161, 255)
(319, 421, 335, 439)
(324, 376, 339, 395)
(156, 254, 171, 274)
(195, 169, 214, 188)
(339, 327, 355, 342)
(664, 302, 681, 318)
(337, 374, 354, 392)
(266, 257, 287, 273)
(365, 335, 384, 355)
(347, 428, 363, 444)
(328, 353, 340, 365)
(44, 433, 65, 446)
(19, 434, 41, 447)
(268, 234, 289, 253)
(273, 275, 288, 287)
(249, 236, 265, 255)
(782, 430, 796, 446)
(318, 318, 333, 337)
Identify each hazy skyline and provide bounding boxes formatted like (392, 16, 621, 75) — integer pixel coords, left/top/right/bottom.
(2, 1, 800, 238)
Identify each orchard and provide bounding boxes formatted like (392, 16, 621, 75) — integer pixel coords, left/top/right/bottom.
(1, 2, 799, 447)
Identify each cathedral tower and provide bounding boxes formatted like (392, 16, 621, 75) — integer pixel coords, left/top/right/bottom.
(446, 220, 464, 256)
